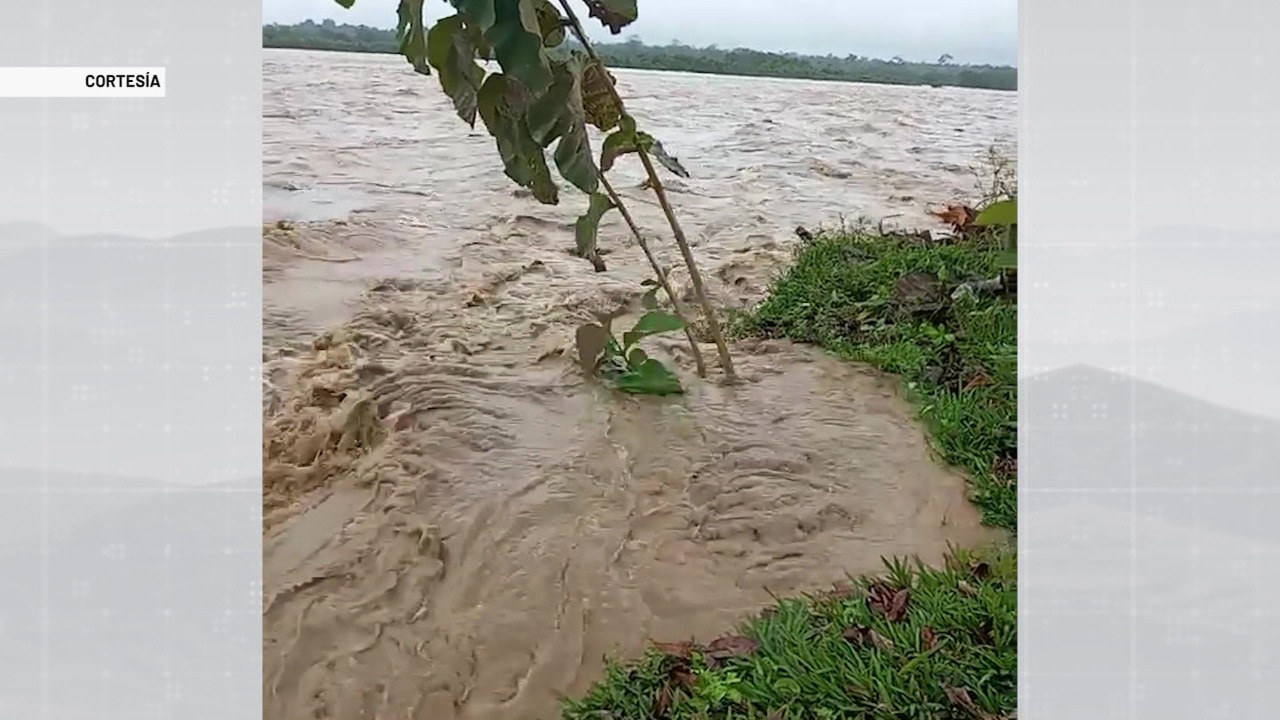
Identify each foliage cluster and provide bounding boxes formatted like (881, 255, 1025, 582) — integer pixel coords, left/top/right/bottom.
(332, 0, 737, 387)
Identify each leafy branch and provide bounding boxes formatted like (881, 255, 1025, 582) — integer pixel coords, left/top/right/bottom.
(333, 0, 737, 388)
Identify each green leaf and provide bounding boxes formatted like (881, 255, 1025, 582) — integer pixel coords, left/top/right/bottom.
(427, 15, 486, 126)
(574, 193, 615, 258)
(575, 322, 611, 373)
(450, 0, 497, 31)
(533, 0, 567, 47)
(975, 198, 1017, 227)
(622, 310, 685, 350)
(640, 278, 659, 287)
(616, 359, 683, 395)
(476, 73, 558, 204)
(599, 129, 636, 172)
(600, 129, 689, 178)
(333, 0, 356, 8)
(487, 0, 553, 96)
(627, 347, 648, 369)
(582, 0, 639, 34)
(640, 287, 659, 309)
(648, 138, 690, 178)
(996, 250, 1017, 269)
(527, 55, 600, 194)
(395, 0, 431, 75)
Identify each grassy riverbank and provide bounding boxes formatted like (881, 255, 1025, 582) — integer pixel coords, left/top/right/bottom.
(560, 223, 1017, 719)
(564, 547, 1015, 720)
(740, 224, 1017, 532)
(262, 23, 1017, 91)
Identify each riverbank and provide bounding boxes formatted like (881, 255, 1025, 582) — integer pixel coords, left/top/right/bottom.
(740, 223, 1018, 531)
(558, 221, 1018, 718)
(262, 25, 1017, 92)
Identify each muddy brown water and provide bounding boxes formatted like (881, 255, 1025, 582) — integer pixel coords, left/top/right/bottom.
(262, 49, 1014, 720)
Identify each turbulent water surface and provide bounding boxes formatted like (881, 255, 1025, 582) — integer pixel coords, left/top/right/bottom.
(262, 48, 1015, 720)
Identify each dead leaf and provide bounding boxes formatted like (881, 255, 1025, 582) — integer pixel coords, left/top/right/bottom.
(843, 626, 894, 651)
(963, 370, 991, 390)
(705, 635, 759, 660)
(993, 455, 1017, 482)
(930, 204, 976, 232)
(886, 588, 911, 622)
(653, 684, 674, 717)
(827, 581, 855, 600)
(867, 583, 911, 622)
(669, 665, 697, 689)
(921, 626, 939, 651)
(651, 640, 696, 660)
(957, 580, 978, 597)
(944, 686, 1001, 719)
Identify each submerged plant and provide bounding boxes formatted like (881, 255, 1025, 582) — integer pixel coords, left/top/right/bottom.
(575, 305, 687, 396)
(333, 0, 737, 383)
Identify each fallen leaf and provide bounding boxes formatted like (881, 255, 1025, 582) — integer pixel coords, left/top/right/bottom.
(843, 626, 894, 651)
(945, 687, 980, 713)
(705, 635, 759, 660)
(886, 588, 911, 622)
(653, 683, 674, 717)
(929, 204, 976, 231)
(827, 581, 855, 600)
(669, 665, 697, 689)
(993, 455, 1017, 481)
(651, 640, 696, 660)
(867, 583, 911, 622)
(944, 686, 1001, 719)
(921, 626, 939, 651)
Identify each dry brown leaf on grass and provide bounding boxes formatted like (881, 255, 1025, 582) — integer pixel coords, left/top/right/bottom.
(653, 683, 674, 717)
(944, 686, 1003, 720)
(705, 635, 760, 661)
(866, 582, 912, 622)
(843, 625, 894, 651)
(651, 640, 697, 660)
(929, 204, 977, 232)
(921, 625, 939, 651)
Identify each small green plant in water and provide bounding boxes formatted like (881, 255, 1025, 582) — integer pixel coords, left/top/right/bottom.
(575, 297, 687, 396)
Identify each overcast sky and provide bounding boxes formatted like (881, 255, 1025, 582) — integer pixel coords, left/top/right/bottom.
(263, 0, 1018, 66)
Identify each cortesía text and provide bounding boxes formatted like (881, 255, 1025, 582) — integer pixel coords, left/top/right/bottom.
(84, 72, 162, 89)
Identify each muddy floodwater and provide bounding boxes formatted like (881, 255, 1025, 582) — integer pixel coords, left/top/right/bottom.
(262, 48, 1015, 720)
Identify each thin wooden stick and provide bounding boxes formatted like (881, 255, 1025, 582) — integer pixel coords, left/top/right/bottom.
(597, 171, 708, 377)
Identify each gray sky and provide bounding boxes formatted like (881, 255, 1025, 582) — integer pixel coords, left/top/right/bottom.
(263, 0, 1018, 66)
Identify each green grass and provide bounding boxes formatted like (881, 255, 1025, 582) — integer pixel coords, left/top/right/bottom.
(736, 226, 1017, 532)
(559, 224, 1017, 720)
(563, 547, 1015, 720)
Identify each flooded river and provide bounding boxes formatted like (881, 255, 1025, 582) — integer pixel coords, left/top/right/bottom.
(262, 48, 1014, 720)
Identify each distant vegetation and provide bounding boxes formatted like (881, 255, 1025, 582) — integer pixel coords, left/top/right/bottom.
(262, 20, 1016, 91)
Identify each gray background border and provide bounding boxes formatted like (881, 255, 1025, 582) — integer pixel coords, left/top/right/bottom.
(0, 1, 261, 718)
(2, 0, 1277, 717)
(1020, 0, 1280, 717)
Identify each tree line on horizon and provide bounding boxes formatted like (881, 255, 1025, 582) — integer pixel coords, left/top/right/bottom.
(262, 19, 1016, 91)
